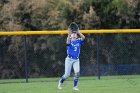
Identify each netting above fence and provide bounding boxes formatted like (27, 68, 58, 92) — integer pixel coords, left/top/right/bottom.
(0, 30, 140, 83)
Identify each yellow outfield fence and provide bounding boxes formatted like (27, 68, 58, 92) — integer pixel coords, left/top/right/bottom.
(0, 29, 140, 36)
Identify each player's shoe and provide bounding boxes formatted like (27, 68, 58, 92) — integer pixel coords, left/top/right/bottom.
(58, 80, 62, 90)
(73, 86, 79, 90)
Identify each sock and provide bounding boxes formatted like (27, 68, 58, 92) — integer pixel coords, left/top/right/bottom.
(74, 79, 78, 87)
(60, 78, 65, 83)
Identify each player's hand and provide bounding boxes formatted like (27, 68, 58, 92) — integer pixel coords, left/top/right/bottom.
(77, 27, 80, 34)
(68, 28, 72, 35)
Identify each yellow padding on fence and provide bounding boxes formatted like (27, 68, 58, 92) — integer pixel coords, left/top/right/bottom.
(0, 29, 140, 36)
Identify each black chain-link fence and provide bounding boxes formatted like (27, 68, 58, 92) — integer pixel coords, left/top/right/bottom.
(0, 34, 140, 83)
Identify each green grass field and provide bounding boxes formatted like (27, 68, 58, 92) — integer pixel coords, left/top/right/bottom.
(0, 75, 140, 93)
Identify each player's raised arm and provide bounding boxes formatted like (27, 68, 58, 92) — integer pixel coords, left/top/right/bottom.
(77, 29, 85, 40)
(66, 28, 71, 44)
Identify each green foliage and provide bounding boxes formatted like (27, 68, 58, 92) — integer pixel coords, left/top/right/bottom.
(0, 0, 139, 30)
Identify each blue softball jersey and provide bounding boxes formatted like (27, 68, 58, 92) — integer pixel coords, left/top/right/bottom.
(67, 38, 83, 59)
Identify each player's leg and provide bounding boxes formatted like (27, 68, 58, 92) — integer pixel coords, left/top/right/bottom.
(73, 59, 80, 90)
(58, 57, 73, 89)
(60, 57, 73, 81)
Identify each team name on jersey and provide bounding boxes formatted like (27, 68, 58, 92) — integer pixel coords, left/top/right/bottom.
(71, 43, 80, 47)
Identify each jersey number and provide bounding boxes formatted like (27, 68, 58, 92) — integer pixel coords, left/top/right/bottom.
(74, 47, 77, 51)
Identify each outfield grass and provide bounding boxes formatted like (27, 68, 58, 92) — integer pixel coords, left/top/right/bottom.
(0, 75, 140, 93)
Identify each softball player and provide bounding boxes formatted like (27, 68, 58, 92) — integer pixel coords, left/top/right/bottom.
(58, 26, 85, 90)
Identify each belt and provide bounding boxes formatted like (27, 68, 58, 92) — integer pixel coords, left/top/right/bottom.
(67, 55, 79, 59)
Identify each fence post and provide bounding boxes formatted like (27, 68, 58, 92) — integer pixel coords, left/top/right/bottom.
(24, 36, 28, 83)
(96, 34, 100, 80)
